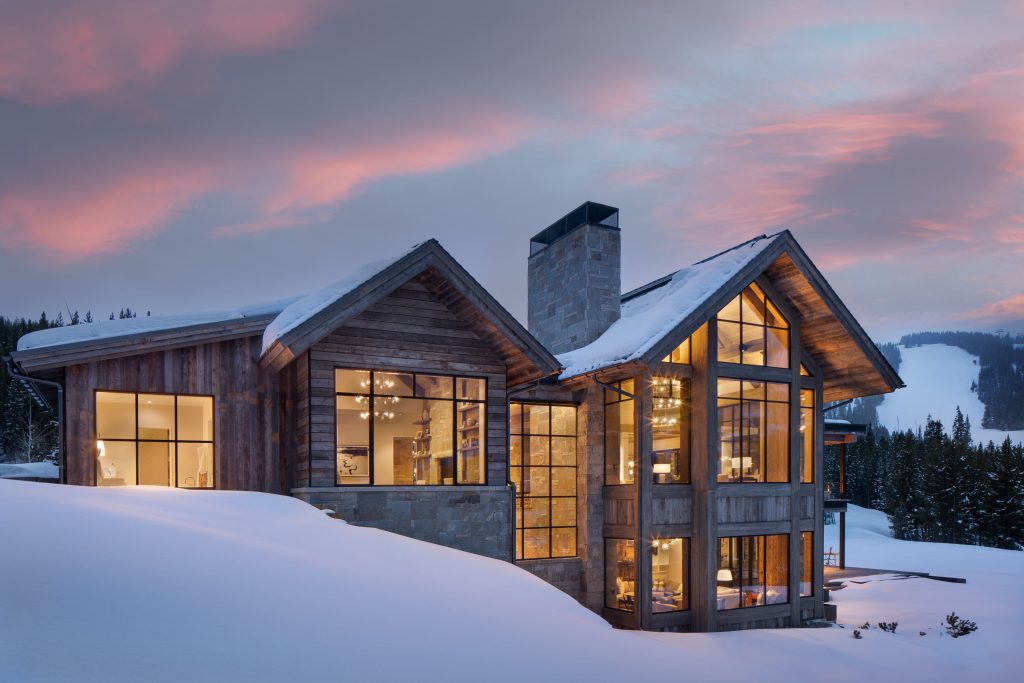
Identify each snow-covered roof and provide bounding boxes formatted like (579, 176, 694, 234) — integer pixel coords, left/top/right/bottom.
(0, 461, 59, 479)
(16, 299, 295, 352)
(260, 243, 423, 356)
(556, 233, 783, 379)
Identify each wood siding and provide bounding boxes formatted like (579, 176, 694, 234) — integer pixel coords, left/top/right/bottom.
(64, 335, 284, 492)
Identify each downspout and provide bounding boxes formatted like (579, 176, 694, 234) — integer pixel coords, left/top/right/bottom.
(3, 356, 65, 484)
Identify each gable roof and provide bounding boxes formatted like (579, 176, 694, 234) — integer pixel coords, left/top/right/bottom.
(558, 230, 903, 402)
(259, 240, 561, 385)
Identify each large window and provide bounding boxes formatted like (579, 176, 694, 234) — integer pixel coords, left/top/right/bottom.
(651, 537, 689, 613)
(604, 379, 635, 485)
(606, 538, 636, 612)
(717, 378, 789, 483)
(801, 531, 813, 597)
(652, 377, 690, 484)
(717, 282, 789, 368)
(335, 369, 485, 486)
(799, 389, 814, 483)
(716, 534, 789, 610)
(95, 391, 213, 488)
(510, 402, 577, 560)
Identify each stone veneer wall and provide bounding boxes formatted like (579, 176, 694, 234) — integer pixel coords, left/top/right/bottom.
(292, 486, 513, 562)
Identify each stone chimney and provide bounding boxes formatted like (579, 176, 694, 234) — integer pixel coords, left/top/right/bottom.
(528, 202, 621, 355)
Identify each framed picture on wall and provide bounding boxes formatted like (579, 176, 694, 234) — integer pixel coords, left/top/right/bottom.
(338, 446, 369, 478)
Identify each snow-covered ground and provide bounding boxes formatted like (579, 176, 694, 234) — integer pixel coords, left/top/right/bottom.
(877, 343, 1024, 445)
(1, 481, 1017, 682)
(0, 461, 58, 479)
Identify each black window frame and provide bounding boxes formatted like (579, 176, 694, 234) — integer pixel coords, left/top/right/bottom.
(650, 536, 691, 613)
(800, 531, 814, 598)
(651, 376, 692, 485)
(93, 389, 215, 489)
(605, 537, 637, 613)
(716, 282, 791, 369)
(716, 377, 791, 484)
(509, 400, 578, 561)
(333, 368, 488, 487)
(603, 379, 637, 486)
(716, 533, 790, 611)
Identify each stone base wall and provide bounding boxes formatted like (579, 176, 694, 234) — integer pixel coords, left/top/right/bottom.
(292, 485, 513, 561)
(517, 558, 583, 601)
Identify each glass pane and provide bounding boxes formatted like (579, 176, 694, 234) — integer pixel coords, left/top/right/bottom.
(336, 395, 370, 485)
(717, 321, 742, 363)
(606, 539, 636, 612)
(717, 400, 741, 483)
(741, 323, 765, 365)
(663, 336, 691, 364)
(524, 404, 550, 435)
(742, 401, 764, 482)
(604, 399, 635, 484)
(766, 381, 789, 403)
(551, 437, 575, 466)
(138, 394, 175, 441)
(177, 442, 214, 488)
(766, 327, 789, 368)
(716, 537, 741, 610)
(765, 297, 788, 328)
(550, 467, 576, 496)
(509, 402, 524, 435)
(378, 398, 452, 486)
(374, 371, 414, 396)
(743, 380, 767, 401)
(801, 389, 814, 407)
(335, 368, 371, 394)
(509, 465, 523, 492)
(619, 379, 635, 395)
(801, 531, 813, 597)
(457, 402, 484, 484)
(653, 377, 688, 484)
(717, 378, 742, 403)
(526, 436, 549, 466)
(800, 363, 811, 377)
(510, 435, 523, 466)
(741, 283, 766, 324)
(552, 527, 576, 558)
(741, 536, 764, 607)
(718, 295, 741, 322)
(523, 528, 550, 560)
(177, 396, 213, 442)
(652, 538, 687, 613)
(138, 441, 172, 486)
(766, 401, 789, 482)
(551, 405, 576, 435)
(456, 377, 485, 401)
(765, 534, 789, 605)
(515, 529, 523, 561)
(526, 465, 550, 497)
(800, 406, 814, 483)
(522, 497, 549, 528)
(551, 497, 575, 527)
(96, 440, 135, 486)
(416, 374, 453, 399)
(96, 392, 135, 440)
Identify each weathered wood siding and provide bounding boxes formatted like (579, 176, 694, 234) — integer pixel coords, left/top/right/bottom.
(304, 279, 510, 488)
(64, 336, 283, 492)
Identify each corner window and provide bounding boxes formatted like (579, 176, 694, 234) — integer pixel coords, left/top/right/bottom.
(604, 379, 636, 485)
(510, 402, 577, 560)
(606, 538, 636, 612)
(717, 534, 789, 610)
(652, 377, 690, 484)
(651, 537, 689, 613)
(95, 391, 214, 488)
(799, 389, 815, 483)
(717, 378, 789, 483)
(717, 282, 789, 368)
(801, 531, 813, 597)
(335, 369, 486, 485)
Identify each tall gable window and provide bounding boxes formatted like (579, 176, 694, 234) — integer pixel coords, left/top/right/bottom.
(335, 369, 486, 486)
(717, 282, 789, 368)
(510, 402, 577, 560)
(717, 378, 789, 483)
(662, 336, 691, 364)
(604, 379, 636, 485)
(799, 389, 815, 483)
(95, 391, 214, 488)
(652, 377, 690, 484)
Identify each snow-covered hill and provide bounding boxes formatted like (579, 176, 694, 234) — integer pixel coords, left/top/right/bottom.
(877, 343, 1024, 445)
(1, 481, 1018, 682)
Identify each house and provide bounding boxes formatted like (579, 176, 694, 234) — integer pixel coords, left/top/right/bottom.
(6, 202, 902, 632)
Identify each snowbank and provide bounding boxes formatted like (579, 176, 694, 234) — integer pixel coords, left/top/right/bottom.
(0, 461, 58, 479)
(557, 233, 781, 379)
(877, 344, 1024, 445)
(2, 482, 1017, 682)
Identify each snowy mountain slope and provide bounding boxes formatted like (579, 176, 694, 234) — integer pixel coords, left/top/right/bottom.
(877, 343, 1024, 445)
(1, 481, 1018, 682)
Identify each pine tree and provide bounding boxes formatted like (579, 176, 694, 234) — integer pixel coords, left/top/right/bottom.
(1, 380, 28, 461)
(985, 437, 1024, 550)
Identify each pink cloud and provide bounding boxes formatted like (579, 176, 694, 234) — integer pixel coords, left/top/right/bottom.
(0, 0, 327, 103)
(960, 294, 1024, 322)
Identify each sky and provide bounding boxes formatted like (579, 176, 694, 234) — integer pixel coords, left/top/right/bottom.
(1, 0, 1022, 341)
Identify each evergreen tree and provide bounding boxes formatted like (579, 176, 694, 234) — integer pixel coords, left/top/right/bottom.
(985, 438, 1024, 550)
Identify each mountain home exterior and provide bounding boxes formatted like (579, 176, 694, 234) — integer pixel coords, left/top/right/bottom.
(8, 202, 901, 632)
